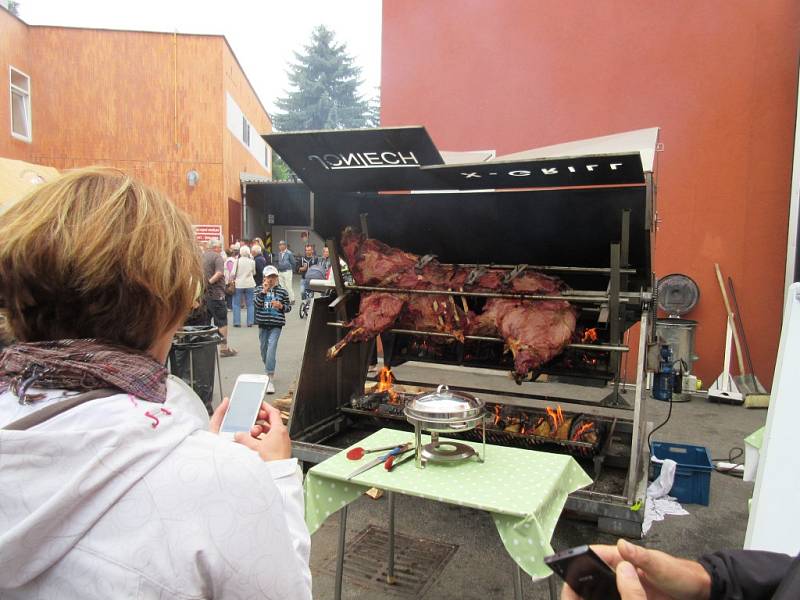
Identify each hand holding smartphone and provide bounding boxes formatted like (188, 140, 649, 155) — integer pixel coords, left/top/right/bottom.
(211, 374, 292, 461)
(545, 545, 621, 600)
(219, 374, 270, 437)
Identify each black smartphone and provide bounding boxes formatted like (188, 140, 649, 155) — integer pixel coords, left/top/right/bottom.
(544, 545, 621, 600)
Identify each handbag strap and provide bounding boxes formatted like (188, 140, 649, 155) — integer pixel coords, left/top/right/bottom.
(2, 388, 118, 431)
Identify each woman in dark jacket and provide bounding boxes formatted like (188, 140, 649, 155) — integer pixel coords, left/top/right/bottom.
(562, 539, 799, 600)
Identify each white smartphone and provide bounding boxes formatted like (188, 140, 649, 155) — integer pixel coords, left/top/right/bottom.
(219, 374, 270, 437)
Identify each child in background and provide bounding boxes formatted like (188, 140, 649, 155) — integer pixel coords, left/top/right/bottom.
(254, 265, 292, 393)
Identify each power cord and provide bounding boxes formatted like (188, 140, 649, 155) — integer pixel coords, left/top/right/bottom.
(647, 358, 691, 452)
(647, 391, 673, 453)
(712, 447, 745, 477)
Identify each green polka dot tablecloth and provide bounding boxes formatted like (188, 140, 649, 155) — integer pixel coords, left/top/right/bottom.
(304, 428, 592, 578)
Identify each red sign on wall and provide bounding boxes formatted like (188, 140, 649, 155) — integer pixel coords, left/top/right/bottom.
(193, 224, 223, 244)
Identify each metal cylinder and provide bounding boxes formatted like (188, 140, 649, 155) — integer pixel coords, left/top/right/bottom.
(655, 318, 698, 373)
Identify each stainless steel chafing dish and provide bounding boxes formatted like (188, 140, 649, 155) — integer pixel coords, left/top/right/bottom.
(404, 384, 486, 468)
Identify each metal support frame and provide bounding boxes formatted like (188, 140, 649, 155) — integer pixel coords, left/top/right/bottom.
(607, 243, 623, 405)
(327, 238, 348, 409)
(625, 309, 649, 503)
(334, 506, 348, 600)
(346, 284, 648, 305)
(514, 565, 524, 599)
(326, 320, 630, 353)
(387, 492, 397, 585)
(333, 488, 559, 600)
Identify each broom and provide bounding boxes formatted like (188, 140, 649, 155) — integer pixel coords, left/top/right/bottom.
(728, 276, 770, 408)
(713, 264, 768, 405)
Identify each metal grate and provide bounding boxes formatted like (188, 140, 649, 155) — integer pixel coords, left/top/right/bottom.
(321, 524, 458, 597)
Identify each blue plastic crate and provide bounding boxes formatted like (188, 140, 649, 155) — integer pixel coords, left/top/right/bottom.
(650, 442, 713, 505)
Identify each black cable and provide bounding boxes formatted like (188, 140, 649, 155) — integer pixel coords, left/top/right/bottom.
(669, 358, 692, 402)
(647, 391, 673, 453)
(711, 446, 745, 477)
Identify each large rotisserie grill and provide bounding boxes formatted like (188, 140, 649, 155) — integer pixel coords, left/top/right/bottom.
(266, 126, 659, 536)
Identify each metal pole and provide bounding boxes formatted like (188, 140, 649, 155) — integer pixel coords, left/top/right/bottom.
(242, 183, 248, 239)
(626, 309, 649, 503)
(513, 564, 523, 599)
(387, 492, 397, 584)
(609, 243, 622, 404)
(481, 417, 486, 463)
(347, 284, 646, 305)
(548, 573, 559, 600)
(334, 506, 348, 600)
(415, 424, 423, 468)
(188, 346, 195, 393)
(325, 321, 630, 353)
(215, 346, 224, 402)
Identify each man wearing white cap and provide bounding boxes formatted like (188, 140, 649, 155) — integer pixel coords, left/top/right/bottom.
(275, 240, 296, 304)
(255, 265, 292, 393)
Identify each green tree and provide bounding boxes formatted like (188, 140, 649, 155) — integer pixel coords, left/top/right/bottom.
(273, 25, 371, 131)
(7, 1, 20, 16)
(271, 154, 297, 182)
(365, 87, 381, 128)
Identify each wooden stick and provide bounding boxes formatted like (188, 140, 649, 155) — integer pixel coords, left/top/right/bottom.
(714, 263, 746, 374)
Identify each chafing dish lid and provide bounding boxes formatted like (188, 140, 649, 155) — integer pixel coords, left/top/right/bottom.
(405, 385, 484, 421)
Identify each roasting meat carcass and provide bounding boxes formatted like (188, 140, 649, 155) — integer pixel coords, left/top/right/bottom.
(492, 299, 577, 380)
(327, 293, 407, 359)
(330, 228, 578, 379)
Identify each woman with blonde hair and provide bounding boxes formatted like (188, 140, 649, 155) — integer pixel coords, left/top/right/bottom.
(0, 168, 311, 598)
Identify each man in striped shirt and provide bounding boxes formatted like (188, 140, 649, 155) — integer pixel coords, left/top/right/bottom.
(254, 265, 292, 394)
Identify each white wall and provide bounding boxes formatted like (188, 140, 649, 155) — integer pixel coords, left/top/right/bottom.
(745, 283, 800, 555)
(226, 92, 270, 171)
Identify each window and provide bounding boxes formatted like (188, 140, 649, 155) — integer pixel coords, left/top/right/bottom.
(265, 145, 269, 169)
(242, 116, 250, 146)
(9, 66, 31, 141)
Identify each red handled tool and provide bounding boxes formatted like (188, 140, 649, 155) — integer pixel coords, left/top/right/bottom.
(346, 441, 412, 461)
(345, 443, 413, 480)
(384, 449, 415, 471)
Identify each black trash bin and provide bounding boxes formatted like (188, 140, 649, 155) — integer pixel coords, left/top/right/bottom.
(169, 325, 223, 416)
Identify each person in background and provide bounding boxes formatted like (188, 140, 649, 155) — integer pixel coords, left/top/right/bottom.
(562, 540, 799, 600)
(253, 244, 267, 289)
(232, 245, 256, 328)
(202, 239, 236, 356)
(319, 246, 331, 275)
(298, 244, 318, 299)
(223, 247, 237, 311)
(275, 240, 296, 304)
(254, 265, 291, 394)
(0, 168, 310, 598)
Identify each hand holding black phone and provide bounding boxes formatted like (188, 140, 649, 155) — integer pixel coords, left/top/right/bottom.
(544, 545, 621, 600)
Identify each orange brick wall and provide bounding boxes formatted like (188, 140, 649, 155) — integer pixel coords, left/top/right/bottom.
(0, 18, 272, 242)
(381, 0, 800, 386)
(25, 27, 226, 230)
(222, 41, 272, 241)
(0, 8, 33, 160)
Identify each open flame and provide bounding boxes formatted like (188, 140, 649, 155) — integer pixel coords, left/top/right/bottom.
(571, 421, 595, 441)
(375, 367, 399, 404)
(545, 405, 564, 432)
(376, 367, 394, 392)
(581, 328, 598, 343)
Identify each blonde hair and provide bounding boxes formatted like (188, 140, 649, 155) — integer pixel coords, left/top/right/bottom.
(0, 167, 202, 351)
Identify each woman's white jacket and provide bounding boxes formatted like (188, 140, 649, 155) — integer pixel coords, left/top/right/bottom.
(0, 376, 312, 599)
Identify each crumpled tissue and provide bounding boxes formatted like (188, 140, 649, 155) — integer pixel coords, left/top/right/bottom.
(643, 458, 689, 535)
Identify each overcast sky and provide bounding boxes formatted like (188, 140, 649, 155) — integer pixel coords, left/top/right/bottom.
(16, 0, 382, 116)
